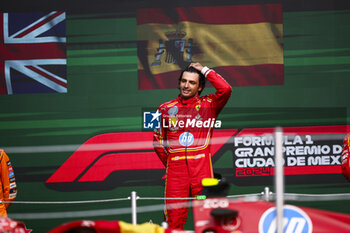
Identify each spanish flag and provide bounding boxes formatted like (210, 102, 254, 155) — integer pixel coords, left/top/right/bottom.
(137, 4, 283, 89)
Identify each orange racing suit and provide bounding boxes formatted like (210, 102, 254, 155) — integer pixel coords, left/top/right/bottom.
(0, 149, 17, 217)
(153, 67, 232, 229)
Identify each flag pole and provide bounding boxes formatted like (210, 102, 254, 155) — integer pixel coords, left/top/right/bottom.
(274, 127, 284, 233)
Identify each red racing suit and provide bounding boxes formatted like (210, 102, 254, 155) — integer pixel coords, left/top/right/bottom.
(342, 134, 350, 181)
(153, 67, 232, 229)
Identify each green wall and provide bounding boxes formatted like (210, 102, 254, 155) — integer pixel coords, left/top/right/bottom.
(1, 1, 350, 232)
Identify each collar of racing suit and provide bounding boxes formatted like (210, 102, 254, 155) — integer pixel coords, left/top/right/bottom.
(177, 94, 200, 105)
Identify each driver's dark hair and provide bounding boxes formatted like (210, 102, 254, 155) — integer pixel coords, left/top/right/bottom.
(178, 66, 206, 95)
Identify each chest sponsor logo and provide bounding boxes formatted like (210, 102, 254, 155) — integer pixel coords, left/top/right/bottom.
(168, 106, 178, 115)
(179, 132, 194, 147)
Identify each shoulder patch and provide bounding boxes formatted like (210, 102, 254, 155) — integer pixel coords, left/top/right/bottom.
(159, 99, 178, 109)
(166, 101, 178, 108)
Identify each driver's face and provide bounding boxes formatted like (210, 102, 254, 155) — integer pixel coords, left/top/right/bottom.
(179, 72, 202, 99)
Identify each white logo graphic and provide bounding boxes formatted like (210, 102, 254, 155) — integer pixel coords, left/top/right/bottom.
(179, 132, 194, 146)
(143, 110, 161, 129)
(259, 205, 313, 233)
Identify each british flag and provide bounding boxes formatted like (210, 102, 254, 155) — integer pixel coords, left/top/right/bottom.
(0, 11, 66, 95)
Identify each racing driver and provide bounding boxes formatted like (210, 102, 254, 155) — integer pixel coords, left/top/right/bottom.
(153, 62, 232, 229)
(0, 149, 17, 217)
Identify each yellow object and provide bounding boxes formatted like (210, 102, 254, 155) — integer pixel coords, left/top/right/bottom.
(202, 178, 219, 187)
(119, 221, 165, 233)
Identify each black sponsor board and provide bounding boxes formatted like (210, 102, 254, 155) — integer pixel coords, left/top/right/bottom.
(232, 126, 348, 186)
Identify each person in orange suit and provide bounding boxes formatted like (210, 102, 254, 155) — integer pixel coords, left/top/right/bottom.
(0, 149, 17, 217)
